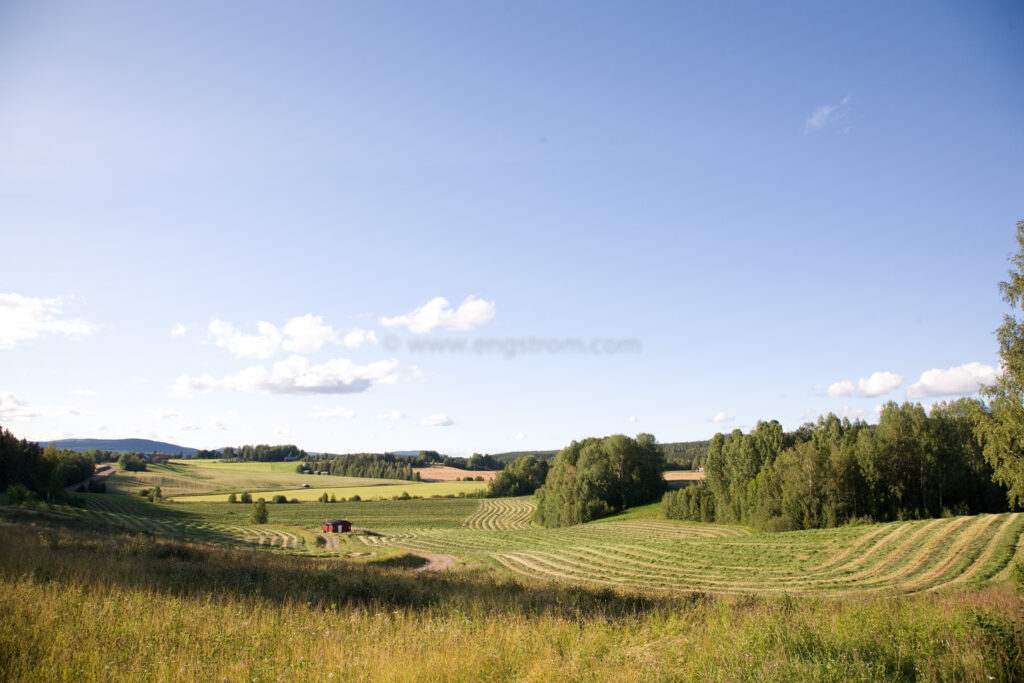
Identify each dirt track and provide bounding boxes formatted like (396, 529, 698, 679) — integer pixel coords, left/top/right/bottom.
(415, 554, 455, 572)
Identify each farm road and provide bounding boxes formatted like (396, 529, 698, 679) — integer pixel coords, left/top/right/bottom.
(415, 554, 455, 572)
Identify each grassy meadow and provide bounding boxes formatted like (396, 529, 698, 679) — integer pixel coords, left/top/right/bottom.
(2, 511, 1023, 681)
(4, 461, 1023, 680)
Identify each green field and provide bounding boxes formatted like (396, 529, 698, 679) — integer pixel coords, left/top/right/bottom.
(172, 479, 488, 502)
(105, 460, 403, 498)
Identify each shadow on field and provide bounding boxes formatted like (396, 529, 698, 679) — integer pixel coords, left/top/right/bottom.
(0, 511, 694, 620)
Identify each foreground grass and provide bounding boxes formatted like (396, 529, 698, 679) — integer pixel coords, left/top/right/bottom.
(1, 512, 1022, 681)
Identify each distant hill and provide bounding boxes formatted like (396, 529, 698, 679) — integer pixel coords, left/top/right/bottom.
(38, 438, 197, 455)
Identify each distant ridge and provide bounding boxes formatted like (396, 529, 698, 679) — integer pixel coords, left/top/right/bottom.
(38, 438, 197, 455)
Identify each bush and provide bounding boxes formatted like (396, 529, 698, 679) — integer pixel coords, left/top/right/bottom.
(318, 492, 329, 503)
(349, 494, 360, 502)
(227, 492, 237, 503)
(86, 479, 106, 493)
(5, 483, 30, 505)
(118, 453, 148, 472)
(272, 495, 287, 504)
(240, 492, 252, 504)
(251, 499, 269, 524)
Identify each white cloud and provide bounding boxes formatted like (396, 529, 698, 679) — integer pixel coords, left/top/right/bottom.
(907, 362, 999, 399)
(0, 392, 40, 420)
(310, 406, 357, 419)
(377, 411, 406, 421)
(170, 323, 189, 338)
(208, 319, 282, 359)
(514, 432, 526, 440)
(826, 380, 855, 398)
(0, 293, 97, 349)
(380, 295, 496, 333)
(805, 95, 852, 132)
(157, 410, 182, 419)
(342, 328, 378, 348)
(625, 415, 637, 423)
(711, 411, 735, 424)
(282, 314, 338, 353)
(421, 414, 455, 427)
(858, 371, 904, 397)
(173, 355, 399, 396)
(824, 371, 903, 398)
(840, 406, 867, 420)
(171, 374, 220, 397)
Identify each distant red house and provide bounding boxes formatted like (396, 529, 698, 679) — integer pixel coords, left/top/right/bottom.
(322, 519, 351, 533)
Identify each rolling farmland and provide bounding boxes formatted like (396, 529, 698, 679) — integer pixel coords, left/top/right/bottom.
(71, 491, 1024, 596)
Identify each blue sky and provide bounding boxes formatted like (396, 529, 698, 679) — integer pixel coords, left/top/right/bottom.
(1, 1, 1021, 454)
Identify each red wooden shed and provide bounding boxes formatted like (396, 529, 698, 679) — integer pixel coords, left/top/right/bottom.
(322, 519, 351, 533)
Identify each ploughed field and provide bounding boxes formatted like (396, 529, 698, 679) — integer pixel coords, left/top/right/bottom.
(74, 492, 1024, 596)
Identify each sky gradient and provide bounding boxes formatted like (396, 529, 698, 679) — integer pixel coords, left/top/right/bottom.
(1, 1, 1022, 454)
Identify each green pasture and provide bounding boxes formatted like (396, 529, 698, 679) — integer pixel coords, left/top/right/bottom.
(107, 461, 400, 497)
(172, 479, 488, 502)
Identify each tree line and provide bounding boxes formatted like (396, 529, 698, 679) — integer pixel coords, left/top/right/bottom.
(303, 453, 422, 481)
(671, 400, 1007, 531)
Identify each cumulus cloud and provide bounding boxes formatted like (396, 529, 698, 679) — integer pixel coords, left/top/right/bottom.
(0, 293, 97, 349)
(170, 323, 189, 338)
(514, 432, 526, 440)
(377, 411, 406, 421)
(0, 392, 40, 420)
(282, 314, 338, 353)
(173, 355, 399, 396)
(310, 406, 357, 419)
(710, 412, 735, 424)
(907, 362, 999, 399)
(858, 371, 904, 397)
(342, 328, 378, 348)
(823, 372, 903, 398)
(421, 414, 455, 427)
(805, 95, 852, 132)
(380, 295, 496, 333)
(172, 374, 219, 396)
(625, 415, 637, 423)
(208, 320, 281, 359)
(826, 381, 855, 398)
(207, 314, 341, 358)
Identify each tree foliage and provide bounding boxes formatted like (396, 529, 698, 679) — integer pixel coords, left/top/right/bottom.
(533, 434, 667, 527)
(487, 456, 548, 497)
(981, 220, 1024, 508)
(250, 498, 269, 524)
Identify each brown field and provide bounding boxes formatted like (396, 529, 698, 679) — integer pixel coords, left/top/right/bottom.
(663, 470, 705, 481)
(413, 466, 498, 482)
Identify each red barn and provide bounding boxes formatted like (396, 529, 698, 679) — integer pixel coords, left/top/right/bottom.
(322, 519, 351, 533)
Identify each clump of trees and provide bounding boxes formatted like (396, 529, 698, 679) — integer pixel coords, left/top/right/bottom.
(195, 444, 305, 462)
(534, 434, 666, 527)
(487, 456, 548, 497)
(0, 431, 95, 503)
(118, 453, 148, 472)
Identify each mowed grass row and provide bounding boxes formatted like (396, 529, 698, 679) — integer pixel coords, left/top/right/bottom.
(77, 507, 310, 551)
(463, 497, 537, 530)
